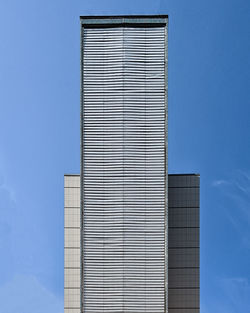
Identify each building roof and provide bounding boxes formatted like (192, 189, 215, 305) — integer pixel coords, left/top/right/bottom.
(80, 15, 168, 27)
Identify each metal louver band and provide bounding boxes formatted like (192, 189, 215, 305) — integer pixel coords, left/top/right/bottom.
(81, 25, 167, 313)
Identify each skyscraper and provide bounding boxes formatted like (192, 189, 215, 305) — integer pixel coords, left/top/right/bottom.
(64, 15, 200, 313)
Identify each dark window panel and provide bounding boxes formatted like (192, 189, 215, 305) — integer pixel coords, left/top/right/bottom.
(169, 207, 199, 228)
(168, 248, 199, 268)
(168, 174, 200, 188)
(169, 268, 199, 288)
(169, 188, 199, 208)
(168, 288, 199, 309)
(168, 228, 200, 248)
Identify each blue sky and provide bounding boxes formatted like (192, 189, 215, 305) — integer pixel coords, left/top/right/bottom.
(0, 0, 249, 312)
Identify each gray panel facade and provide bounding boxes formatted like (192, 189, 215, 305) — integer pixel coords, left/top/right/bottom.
(64, 175, 81, 313)
(168, 174, 200, 313)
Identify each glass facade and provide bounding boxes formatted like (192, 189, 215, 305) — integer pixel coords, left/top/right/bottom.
(168, 174, 200, 313)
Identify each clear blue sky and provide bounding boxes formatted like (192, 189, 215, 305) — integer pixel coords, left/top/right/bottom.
(0, 0, 249, 312)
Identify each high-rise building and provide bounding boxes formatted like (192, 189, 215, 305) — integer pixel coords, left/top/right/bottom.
(64, 15, 200, 313)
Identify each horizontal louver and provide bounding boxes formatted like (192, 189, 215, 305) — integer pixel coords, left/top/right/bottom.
(82, 26, 167, 313)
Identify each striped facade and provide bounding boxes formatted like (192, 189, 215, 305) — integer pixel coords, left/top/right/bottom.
(80, 16, 168, 313)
